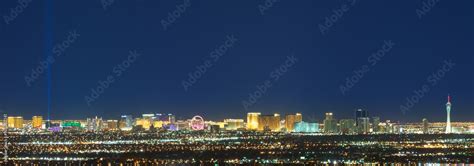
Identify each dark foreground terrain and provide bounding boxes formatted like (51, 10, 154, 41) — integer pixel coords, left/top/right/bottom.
(1, 132, 473, 165)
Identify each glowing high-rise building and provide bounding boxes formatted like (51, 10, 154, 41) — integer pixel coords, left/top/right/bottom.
(86, 116, 103, 132)
(357, 117, 370, 134)
(7, 117, 14, 128)
(285, 113, 302, 132)
(323, 112, 337, 133)
(246, 112, 260, 130)
(339, 119, 356, 134)
(136, 118, 151, 130)
(422, 118, 429, 134)
(32, 116, 43, 129)
(446, 95, 452, 134)
(153, 121, 164, 128)
(106, 120, 118, 131)
(168, 114, 176, 124)
(119, 115, 133, 130)
(135, 114, 155, 130)
(7, 116, 23, 129)
(258, 114, 281, 131)
(355, 109, 368, 126)
(372, 117, 380, 133)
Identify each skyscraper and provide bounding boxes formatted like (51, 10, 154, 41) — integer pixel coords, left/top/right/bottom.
(136, 118, 151, 130)
(7, 116, 23, 129)
(168, 114, 176, 124)
(355, 109, 369, 133)
(422, 118, 429, 134)
(137, 114, 155, 130)
(247, 112, 260, 130)
(446, 95, 452, 133)
(106, 120, 118, 131)
(258, 114, 280, 131)
(32, 116, 43, 129)
(355, 109, 368, 126)
(323, 112, 337, 133)
(357, 117, 370, 134)
(151, 113, 173, 129)
(119, 115, 133, 130)
(285, 113, 302, 132)
(86, 116, 103, 132)
(339, 119, 356, 134)
(372, 117, 380, 133)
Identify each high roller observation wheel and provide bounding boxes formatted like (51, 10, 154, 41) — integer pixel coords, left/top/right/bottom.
(190, 116, 204, 130)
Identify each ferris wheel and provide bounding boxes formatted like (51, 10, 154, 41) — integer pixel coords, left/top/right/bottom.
(190, 115, 205, 130)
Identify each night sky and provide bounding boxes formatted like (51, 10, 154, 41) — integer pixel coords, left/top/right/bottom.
(0, 0, 472, 122)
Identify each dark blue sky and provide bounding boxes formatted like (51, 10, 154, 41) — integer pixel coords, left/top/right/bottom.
(0, 0, 472, 122)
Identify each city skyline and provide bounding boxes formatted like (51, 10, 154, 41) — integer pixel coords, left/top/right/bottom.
(3, 105, 473, 135)
(1, 95, 467, 126)
(0, 91, 469, 123)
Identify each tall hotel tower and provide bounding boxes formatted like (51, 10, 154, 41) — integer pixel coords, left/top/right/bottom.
(445, 95, 452, 133)
(247, 112, 261, 130)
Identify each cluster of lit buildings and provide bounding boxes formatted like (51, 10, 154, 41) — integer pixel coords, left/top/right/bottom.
(246, 113, 318, 132)
(0, 95, 470, 134)
(0, 96, 471, 165)
(1, 109, 472, 134)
